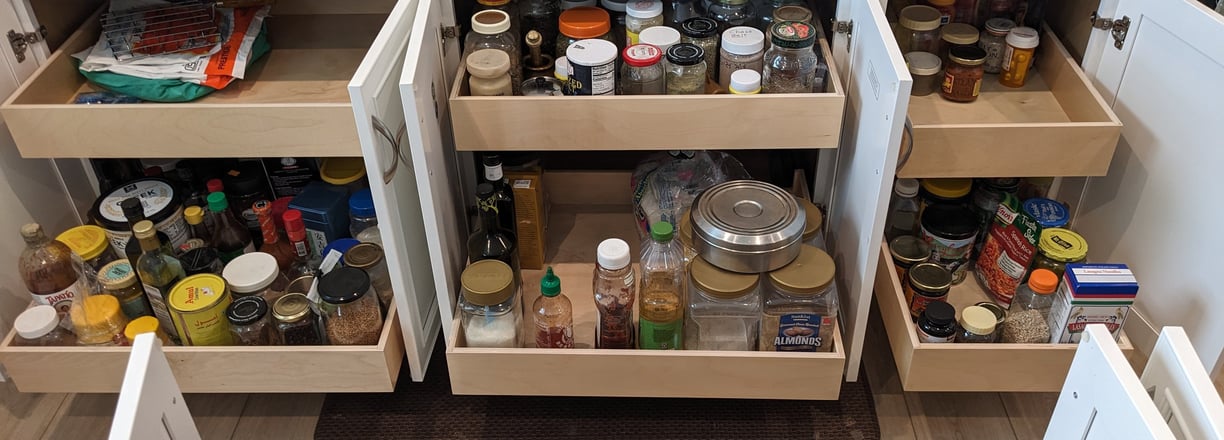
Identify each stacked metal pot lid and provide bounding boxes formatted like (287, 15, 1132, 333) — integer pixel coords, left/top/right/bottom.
(689, 180, 808, 273)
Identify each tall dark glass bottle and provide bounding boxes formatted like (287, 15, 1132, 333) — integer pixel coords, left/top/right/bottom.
(121, 197, 172, 261)
(468, 183, 520, 274)
(207, 192, 254, 263)
(481, 154, 518, 235)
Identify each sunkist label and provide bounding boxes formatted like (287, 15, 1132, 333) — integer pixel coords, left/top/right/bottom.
(772, 314, 825, 351)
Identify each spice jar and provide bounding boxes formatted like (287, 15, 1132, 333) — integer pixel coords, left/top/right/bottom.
(466, 49, 513, 96)
(906, 262, 953, 319)
(98, 260, 152, 320)
(941, 46, 987, 102)
(979, 18, 1016, 73)
(1003, 268, 1056, 343)
(956, 305, 998, 343)
(1000, 26, 1039, 88)
(719, 26, 765, 90)
(707, 0, 756, 33)
(974, 301, 1007, 343)
(620, 44, 666, 95)
(460, 259, 521, 348)
(1032, 228, 1088, 279)
(925, 0, 955, 24)
(920, 203, 979, 284)
(939, 23, 979, 65)
(124, 316, 169, 345)
(466, 10, 523, 95)
(762, 21, 819, 94)
(556, 7, 614, 59)
(895, 6, 942, 53)
(915, 300, 956, 343)
(273, 293, 323, 345)
(729, 69, 761, 94)
(13, 305, 75, 346)
(223, 252, 282, 299)
(71, 295, 130, 346)
(685, 256, 761, 351)
(761, 245, 837, 352)
(665, 43, 707, 95)
(624, 1, 663, 45)
(344, 243, 394, 312)
(638, 25, 681, 52)
(905, 51, 942, 96)
(56, 225, 119, 273)
(680, 18, 719, 81)
(890, 235, 931, 284)
(566, 38, 619, 95)
(227, 295, 277, 346)
(318, 267, 384, 345)
(1022, 198, 1070, 230)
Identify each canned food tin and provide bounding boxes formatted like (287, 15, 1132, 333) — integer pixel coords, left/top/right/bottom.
(168, 274, 234, 346)
(919, 203, 979, 284)
(906, 262, 953, 319)
(889, 235, 931, 284)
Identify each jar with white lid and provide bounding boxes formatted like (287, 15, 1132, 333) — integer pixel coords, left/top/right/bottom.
(566, 38, 619, 95)
(979, 18, 1015, 73)
(222, 252, 284, 300)
(555, 56, 570, 94)
(685, 256, 761, 351)
(13, 305, 75, 346)
(460, 259, 522, 348)
(999, 26, 1040, 88)
(905, 51, 942, 96)
(638, 25, 681, 53)
(467, 49, 513, 96)
(625, 1, 663, 46)
(719, 26, 765, 90)
(465, 10, 522, 95)
(729, 69, 761, 94)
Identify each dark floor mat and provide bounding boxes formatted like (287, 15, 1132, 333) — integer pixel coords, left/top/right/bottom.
(316, 338, 880, 440)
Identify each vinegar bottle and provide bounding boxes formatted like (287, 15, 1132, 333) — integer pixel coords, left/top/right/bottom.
(593, 238, 636, 349)
(638, 222, 686, 349)
(533, 267, 574, 348)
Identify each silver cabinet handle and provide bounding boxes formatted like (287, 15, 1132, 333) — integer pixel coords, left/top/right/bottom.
(897, 116, 914, 172)
(372, 116, 408, 184)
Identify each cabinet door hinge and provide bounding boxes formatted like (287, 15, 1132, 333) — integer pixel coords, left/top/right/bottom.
(1089, 12, 1130, 50)
(833, 20, 853, 37)
(8, 26, 47, 63)
(440, 25, 460, 43)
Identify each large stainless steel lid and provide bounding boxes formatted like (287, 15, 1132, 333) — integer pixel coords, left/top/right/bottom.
(691, 180, 805, 254)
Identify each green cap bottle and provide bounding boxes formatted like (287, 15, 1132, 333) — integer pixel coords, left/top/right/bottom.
(540, 266, 561, 297)
(207, 192, 229, 213)
(650, 221, 674, 242)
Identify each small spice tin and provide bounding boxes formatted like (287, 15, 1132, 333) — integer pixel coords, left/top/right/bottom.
(906, 262, 953, 319)
(889, 235, 931, 283)
(168, 274, 234, 346)
(690, 180, 805, 273)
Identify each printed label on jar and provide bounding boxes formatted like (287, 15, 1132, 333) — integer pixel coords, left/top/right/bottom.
(484, 164, 503, 182)
(908, 290, 948, 319)
(1002, 45, 1014, 71)
(921, 224, 976, 281)
(627, 30, 640, 46)
(771, 314, 825, 352)
(141, 284, 181, 338)
(568, 58, 616, 95)
(917, 326, 955, 343)
(32, 283, 82, 326)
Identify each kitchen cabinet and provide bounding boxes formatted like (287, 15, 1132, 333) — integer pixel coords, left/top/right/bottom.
(0, 0, 440, 393)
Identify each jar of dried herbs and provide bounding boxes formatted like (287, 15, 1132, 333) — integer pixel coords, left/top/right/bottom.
(227, 295, 277, 345)
(273, 293, 322, 345)
(319, 267, 384, 345)
(665, 43, 707, 95)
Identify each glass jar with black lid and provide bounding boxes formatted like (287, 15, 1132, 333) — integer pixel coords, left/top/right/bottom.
(318, 267, 384, 345)
(665, 43, 707, 95)
(916, 300, 956, 343)
(679, 18, 719, 81)
(227, 295, 276, 345)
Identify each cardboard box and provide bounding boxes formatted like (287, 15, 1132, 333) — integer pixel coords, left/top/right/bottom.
(504, 168, 546, 270)
(1048, 263, 1139, 343)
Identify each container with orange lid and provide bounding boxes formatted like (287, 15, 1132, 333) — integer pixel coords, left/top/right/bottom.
(1002, 268, 1057, 343)
(319, 157, 368, 194)
(168, 274, 234, 346)
(56, 225, 120, 273)
(555, 6, 614, 59)
(70, 295, 130, 346)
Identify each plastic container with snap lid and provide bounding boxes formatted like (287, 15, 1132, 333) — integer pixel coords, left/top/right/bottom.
(719, 26, 765, 90)
(556, 7, 613, 59)
(13, 305, 75, 346)
(905, 51, 942, 96)
(896, 5, 941, 53)
(686, 256, 761, 351)
(624, 1, 663, 45)
(56, 225, 119, 273)
(223, 252, 283, 299)
(1000, 26, 1040, 88)
(761, 245, 837, 352)
(319, 158, 368, 194)
(956, 305, 998, 343)
(638, 25, 681, 52)
(729, 69, 761, 94)
(566, 38, 619, 95)
(91, 177, 189, 254)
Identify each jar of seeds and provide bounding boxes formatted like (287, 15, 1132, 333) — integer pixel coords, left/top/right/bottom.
(319, 267, 384, 345)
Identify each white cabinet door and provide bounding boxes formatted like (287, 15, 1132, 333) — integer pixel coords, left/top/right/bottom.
(1076, 0, 1224, 371)
(399, 0, 468, 339)
(825, 0, 913, 380)
(109, 334, 200, 440)
(349, 0, 442, 382)
(1140, 327, 1224, 438)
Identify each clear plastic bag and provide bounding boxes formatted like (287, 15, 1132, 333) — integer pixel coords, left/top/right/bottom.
(631, 151, 751, 241)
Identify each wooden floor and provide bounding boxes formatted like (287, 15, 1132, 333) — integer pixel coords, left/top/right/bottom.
(1, 301, 1074, 440)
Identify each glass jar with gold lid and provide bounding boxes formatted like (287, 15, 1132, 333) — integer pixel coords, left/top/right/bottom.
(1031, 228, 1088, 279)
(761, 245, 837, 352)
(676, 209, 698, 265)
(684, 256, 761, 351)
(343, 243, 393, 311)
(273, 293, 322, 345)
(459, 259, 521, 348)
(98, 260, 152, 320)
(798, 197, 824, 249)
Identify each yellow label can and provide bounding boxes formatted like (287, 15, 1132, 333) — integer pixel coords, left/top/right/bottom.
(168, 274, 233, 346)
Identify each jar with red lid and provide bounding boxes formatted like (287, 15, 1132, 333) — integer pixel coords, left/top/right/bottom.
(620, 44, 665, 95)
(941, 46, 986, 102)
